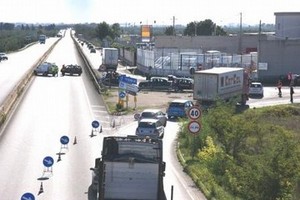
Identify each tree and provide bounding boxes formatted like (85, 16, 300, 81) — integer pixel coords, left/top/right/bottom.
(96, 22, 111, 41)
(184, 19, 227, 36)
(110, 23, 121, 39)
(164, 26, 175, 36)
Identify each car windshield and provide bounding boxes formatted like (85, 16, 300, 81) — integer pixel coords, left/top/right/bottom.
(169, 102, 185, 108)
(250, 84, 262, 88)
(141, 112, 155, 118)
(138, 121, 156, 128)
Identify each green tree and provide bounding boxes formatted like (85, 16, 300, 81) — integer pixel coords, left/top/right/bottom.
(164, 26, 175, 36)
(96, 22, 111, 41)
(184, 19, 227, 36)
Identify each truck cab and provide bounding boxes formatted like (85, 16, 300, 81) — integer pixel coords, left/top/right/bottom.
(88, 136, 166, 200)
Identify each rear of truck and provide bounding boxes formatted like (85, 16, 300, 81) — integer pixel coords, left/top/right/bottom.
(101, 48, 118, 71)
(193, 67, 245, 104)
(89, 136, 166, 200)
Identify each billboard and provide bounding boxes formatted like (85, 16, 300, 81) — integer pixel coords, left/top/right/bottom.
(141, 25, 152, 42)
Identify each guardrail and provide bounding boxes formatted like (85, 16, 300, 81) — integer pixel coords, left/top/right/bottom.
(71, 34, 107, 94)
(0, 38, 61, 130)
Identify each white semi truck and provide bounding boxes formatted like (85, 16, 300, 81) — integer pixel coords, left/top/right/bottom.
(88, 136, 167, 200)
(99, 48, 119, 72)
(193, 67, 249, 105)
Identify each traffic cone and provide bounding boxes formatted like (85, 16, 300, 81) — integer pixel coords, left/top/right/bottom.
(38, 182, 44, 195)
(100, 126, 103, 133)
(73, 136, 77, 145)
(90, 129, 95, 137)
(112, 119, 115, 128)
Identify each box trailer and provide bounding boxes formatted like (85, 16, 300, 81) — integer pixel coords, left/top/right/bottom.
(100, 48, 118, 71)
(193, 67, 248, 104)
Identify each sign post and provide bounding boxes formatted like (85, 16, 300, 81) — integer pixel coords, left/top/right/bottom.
(187, 106, 202, 159)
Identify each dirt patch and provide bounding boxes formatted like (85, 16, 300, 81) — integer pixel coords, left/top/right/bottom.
(105, 90, 194, 112)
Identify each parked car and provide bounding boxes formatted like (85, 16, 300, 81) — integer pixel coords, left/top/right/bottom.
(0, 53, 8, 61)
(248, 82, 264, 98)
(90, 48, 96, 53)
(138, 77, 172, 91)
(61, 64, 82, 76)
(172, 77, 194, 92)
(34, 62, 58, 76)
(135, 118, 165, 139)
(138, 109, 168, 127)
(167, 99, 194, 119)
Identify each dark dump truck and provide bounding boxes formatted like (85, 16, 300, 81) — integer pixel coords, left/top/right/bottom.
(88, 136, 167, 200)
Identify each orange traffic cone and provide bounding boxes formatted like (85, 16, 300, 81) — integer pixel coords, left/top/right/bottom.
(38, 182, 44, 195)
(73, 136, 77, 145)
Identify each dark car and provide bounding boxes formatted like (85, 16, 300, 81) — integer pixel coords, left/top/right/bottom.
(138, 77, 172, 91)
(90, 48, 96, 53)
(34, 62, 58, 76)
(172, 77, 194, 92)
(0, 53, 8, 61)
(61, 64, 82, 76)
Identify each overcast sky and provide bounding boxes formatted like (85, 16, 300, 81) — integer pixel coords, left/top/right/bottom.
(0, 0, 299, 26)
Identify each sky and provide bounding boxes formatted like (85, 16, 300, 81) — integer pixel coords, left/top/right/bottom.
(0, 0, 300, 26)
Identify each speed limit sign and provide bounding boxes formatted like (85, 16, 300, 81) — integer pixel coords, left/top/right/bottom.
(187, 106, 201, 120)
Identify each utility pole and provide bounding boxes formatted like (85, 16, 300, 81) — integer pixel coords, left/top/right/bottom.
(239, 12, 243, 66)
(172, 16, 176, 36)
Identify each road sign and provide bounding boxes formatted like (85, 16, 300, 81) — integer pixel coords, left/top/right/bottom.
(60, 136, 70, 145)
(188, 106, 201, 120)
(21, 192, 35, 200)
(43, 156, 54, 167)
(119, 91, 126, 98)
(91, 120, 100, 128)
(187, 121, 201, 134)
(119, 75, 137, 84)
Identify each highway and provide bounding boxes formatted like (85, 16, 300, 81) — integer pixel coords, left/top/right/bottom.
(0, 29, 206, 200)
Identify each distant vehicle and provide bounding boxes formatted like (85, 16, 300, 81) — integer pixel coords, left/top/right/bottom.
(172, 77, 194, 92)
(100, 72, 120, 86)
(98, 48, 118, 72)
(34, 62, 58, 76)
(90, 48, 96, 53)
(167, 99, 194, 119)
(138, 109, 168, 127)
(61, 64, 82, 76)
(135, 118, 165, 139)
(88, 136, 167, 200)
(193, 67, 248, 105)
(0, 53, 8, 61)
(249, 82, 264, 98)
(138, 77, 172, 91)
(39, 34, 46, 44)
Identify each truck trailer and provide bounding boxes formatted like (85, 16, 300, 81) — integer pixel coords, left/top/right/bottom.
(39, 34, 46, 44)
(99, 48, 119, 72)
(88, 136, 166, 200)
(193, 67, 249, 105)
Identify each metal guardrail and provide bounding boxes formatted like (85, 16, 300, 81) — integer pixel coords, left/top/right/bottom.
(71, 34, 107, 94)
(0, 38, 61, 130)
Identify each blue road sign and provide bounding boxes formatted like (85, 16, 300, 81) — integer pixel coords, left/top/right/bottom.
(60, 136, 70, 145)
(119, 91, 126, 98)
(43, 156, 54, 168)
(21, 192, 35, 200)
(119, 75, 137, 85)
(92, 120, 100, 128)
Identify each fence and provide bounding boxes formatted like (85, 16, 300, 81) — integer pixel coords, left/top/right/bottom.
(136, 48, 257, 77)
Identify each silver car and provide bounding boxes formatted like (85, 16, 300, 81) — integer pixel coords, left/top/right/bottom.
(135, 118, 165, 139)
(138, 109, 168, 127)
